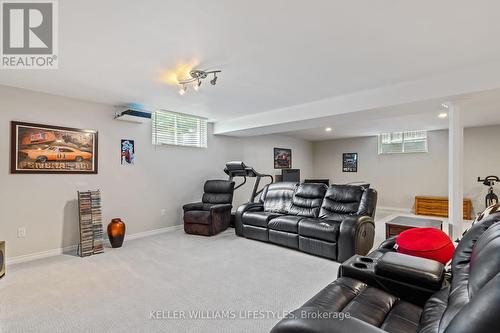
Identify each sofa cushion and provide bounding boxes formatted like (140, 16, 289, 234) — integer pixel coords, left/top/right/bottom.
(288, 183, 327, 218)
(298, 218, 340, 243)
(261, 182, 297, 214)
(242, 211, 281, 228)
(184, 210, 211, 225)
(319, 185, 364, 219)
(303, 277, 421, 332)
(268, 215, 304, 233)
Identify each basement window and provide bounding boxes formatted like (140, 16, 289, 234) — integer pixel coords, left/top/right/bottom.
(152, 110, 208, 148)
(378, 130, 428, 154)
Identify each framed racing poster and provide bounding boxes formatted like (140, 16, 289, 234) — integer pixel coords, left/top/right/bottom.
(10, 121, 98, 174)
(274, 147, 292, 169)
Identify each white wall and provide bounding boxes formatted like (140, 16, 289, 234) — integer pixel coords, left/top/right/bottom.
(233, 136, 313, 206)
(0, 85, 313, 258)
(463, 125, 500, 213)
(313, 127, 500, 214)
(3, 84, 498, 259)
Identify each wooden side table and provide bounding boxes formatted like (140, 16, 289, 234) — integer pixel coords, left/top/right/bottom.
(386, 216, 442, 239)
(415, 196, 473, 220)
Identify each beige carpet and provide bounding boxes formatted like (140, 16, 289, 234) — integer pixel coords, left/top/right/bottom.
(0, 229, 340, 333)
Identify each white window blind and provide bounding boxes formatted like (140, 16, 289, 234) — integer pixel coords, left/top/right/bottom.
(152, 110, 208, 148)
(378, 130, 428, 154)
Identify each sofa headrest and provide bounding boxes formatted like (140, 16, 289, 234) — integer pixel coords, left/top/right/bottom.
(265, 182, 298, 193)
(202, 180, 235, 205)
(294, 183, 328, 199)
(437, 209, 500, 332)
(469, 221, 500, 296)
(325, 185, 364, 203)
(204, 180, 235, 194)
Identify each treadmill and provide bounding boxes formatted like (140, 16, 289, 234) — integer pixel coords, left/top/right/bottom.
(224, 161, 274, 226)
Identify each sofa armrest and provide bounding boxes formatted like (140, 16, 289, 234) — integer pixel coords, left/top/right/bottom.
(271, 308, 386, 333)
(375, 252, 445, 290)
(183, 202, 207, 212)
(210, 204, 232, 214)
(234, 202, 264, 236)
(378, 236, 397, 251)
(337, 215, 375, 263)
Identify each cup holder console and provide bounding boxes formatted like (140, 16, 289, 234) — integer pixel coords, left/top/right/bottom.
(359, 257, 374, 263)
(341, 255, 379, 280)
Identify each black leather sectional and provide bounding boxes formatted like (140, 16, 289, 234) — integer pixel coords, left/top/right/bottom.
(235, 182, 377, 262)
(271, 210, 500, 333)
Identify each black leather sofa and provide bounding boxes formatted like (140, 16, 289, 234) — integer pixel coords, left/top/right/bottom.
(271, 210, 500, 333)
(235, 182, 377, 262)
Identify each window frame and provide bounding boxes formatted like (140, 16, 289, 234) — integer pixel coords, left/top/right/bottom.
(152, 110, 208, 148)
(378, 130, 428, 154)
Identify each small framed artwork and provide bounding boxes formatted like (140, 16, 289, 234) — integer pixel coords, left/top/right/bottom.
(342, 153, 358, 172)
(274, 147, 292, 169)
(121, 139, 135, 165)
(10, 121, 98, 174)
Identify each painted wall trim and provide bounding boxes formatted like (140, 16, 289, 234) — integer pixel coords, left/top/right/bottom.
(7, 225, 183, 266)
(377, 206, 413, 213)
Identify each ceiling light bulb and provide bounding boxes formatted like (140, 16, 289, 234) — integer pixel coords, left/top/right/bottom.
(179, 84, 187, 95)
(438, 112, 448, 119)
(325, 127, 332, 132)
(193, 79, 201, 91)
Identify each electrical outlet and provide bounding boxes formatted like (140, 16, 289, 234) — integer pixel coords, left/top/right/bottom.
(161, 209, 166, 216)
(17, 227, 26, 238)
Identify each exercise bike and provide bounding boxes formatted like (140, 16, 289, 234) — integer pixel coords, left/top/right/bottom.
(477, 175, 500, 209)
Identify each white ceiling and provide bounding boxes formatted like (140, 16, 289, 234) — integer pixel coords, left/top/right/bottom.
(281, 88, 500, 140)
(2, 0, 500, 138)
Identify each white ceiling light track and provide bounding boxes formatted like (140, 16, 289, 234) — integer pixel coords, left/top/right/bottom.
(178, 69, 221, 95)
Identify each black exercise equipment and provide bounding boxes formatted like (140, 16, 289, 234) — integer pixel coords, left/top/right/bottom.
(282, 169, 300, 182)
(304, 179, 330, 186)
(478, 176, 500, 208)
(224, 161, 274, 203)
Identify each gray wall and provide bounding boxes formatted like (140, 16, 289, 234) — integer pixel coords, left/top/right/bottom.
(0, 85, 312, 258)
(313, 127, 500, 214)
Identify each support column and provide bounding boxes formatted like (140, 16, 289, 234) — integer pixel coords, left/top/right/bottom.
(448, 103, 464, 239)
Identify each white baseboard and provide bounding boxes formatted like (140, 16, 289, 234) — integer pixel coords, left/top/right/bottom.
(378, 206, 413, 213)
(7, 244, 79, 266)
(7, 224, 183, 266)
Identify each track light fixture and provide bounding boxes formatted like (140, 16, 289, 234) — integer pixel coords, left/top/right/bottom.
(177, 69, 221, 94)
(210, 73, 218, 86)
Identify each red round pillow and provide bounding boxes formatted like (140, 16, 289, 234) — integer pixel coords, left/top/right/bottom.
(396, 228, 455, 264)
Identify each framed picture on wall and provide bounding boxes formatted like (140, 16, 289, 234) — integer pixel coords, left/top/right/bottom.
(274, 147, 292, 169)
(10, 121, 98, 174)
(121, 139, 135, 165)
(342, 152, 358, 172)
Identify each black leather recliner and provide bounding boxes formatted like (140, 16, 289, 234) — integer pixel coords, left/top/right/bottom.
(183, 180, 235, 236)
(271, 210, 500, 333)
(235, 182, 377, 262)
